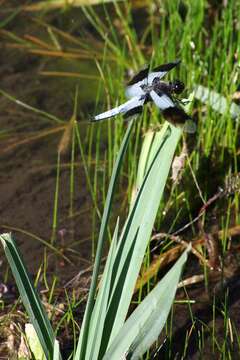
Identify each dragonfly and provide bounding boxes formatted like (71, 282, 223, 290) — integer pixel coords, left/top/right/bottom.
(92, 59, 196, 133)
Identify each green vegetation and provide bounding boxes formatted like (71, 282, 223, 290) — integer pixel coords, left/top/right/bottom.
(0, 0, 240, 359)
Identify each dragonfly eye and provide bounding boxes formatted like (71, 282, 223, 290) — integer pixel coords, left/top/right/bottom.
(172, 80, 185, 94)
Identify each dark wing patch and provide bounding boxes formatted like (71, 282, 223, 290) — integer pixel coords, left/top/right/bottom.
(123, 106, 143, 119)
(127, 60, 180, 86)
(151, 59, 181, 73)
(127, 67, 149, 86)
(126, 60, 181, 98)
(162, 107, 196, 133)
(162, 106, 190, 124)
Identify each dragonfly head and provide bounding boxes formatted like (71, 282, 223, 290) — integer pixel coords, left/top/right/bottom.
(171, 80, 185, 94)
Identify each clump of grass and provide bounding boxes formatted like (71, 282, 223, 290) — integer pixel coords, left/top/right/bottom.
(1, 121, 191, 359)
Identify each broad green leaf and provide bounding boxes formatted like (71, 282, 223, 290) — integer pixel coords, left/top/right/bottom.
(98, 123, 182, 356)
(103, 245, 191, 360)
(136, 130, 156, 185)
(75, 120, 134, 360)
(130, 130, 158, 210)
(85, 219, 119, 360)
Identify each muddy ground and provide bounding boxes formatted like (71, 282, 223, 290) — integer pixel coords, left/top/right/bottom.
(0, 38, 94, 274)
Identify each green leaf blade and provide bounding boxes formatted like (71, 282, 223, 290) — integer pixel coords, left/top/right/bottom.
(0, 233, 58, 360)
(103, 245, 191, 360)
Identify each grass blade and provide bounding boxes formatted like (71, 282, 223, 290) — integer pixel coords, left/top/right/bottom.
(53, 339, 61, 360)
(23, 0, 123, 11)
(0, 233, 58, 359)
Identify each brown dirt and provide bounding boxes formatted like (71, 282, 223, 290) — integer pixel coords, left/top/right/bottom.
(0, 41, 93, 278)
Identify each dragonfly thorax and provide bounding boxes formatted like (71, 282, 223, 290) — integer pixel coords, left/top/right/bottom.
(140, 78, 185, 96)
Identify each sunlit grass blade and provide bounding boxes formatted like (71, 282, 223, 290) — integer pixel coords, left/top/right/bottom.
(103, 244, 191, 360)
(23, 0, 123, 11)
(1, 225, 70, 263)
(0, 89, 64, 124)
(194, 85, 240, 118)
(0, 233, 60, 360)
(75, 120, 134, 360)
(25, 323, 47, 360)
(53, 339, 61, 360)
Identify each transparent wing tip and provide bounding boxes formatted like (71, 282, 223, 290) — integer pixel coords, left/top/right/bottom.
(183, 119, 197, 133)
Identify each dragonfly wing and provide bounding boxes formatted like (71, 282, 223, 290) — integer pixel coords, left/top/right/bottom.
(147, 60, 181, 85)
(93, 96, 145, 122)
(127, 67, 149, 85)
(125, 67, 149, 98)
(150, 90, 195, 133)
(150, 90, 175, 110)
(182, 119, 197, 133)
(125, 82, 146, 98)
(125, 60, 181, 98)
